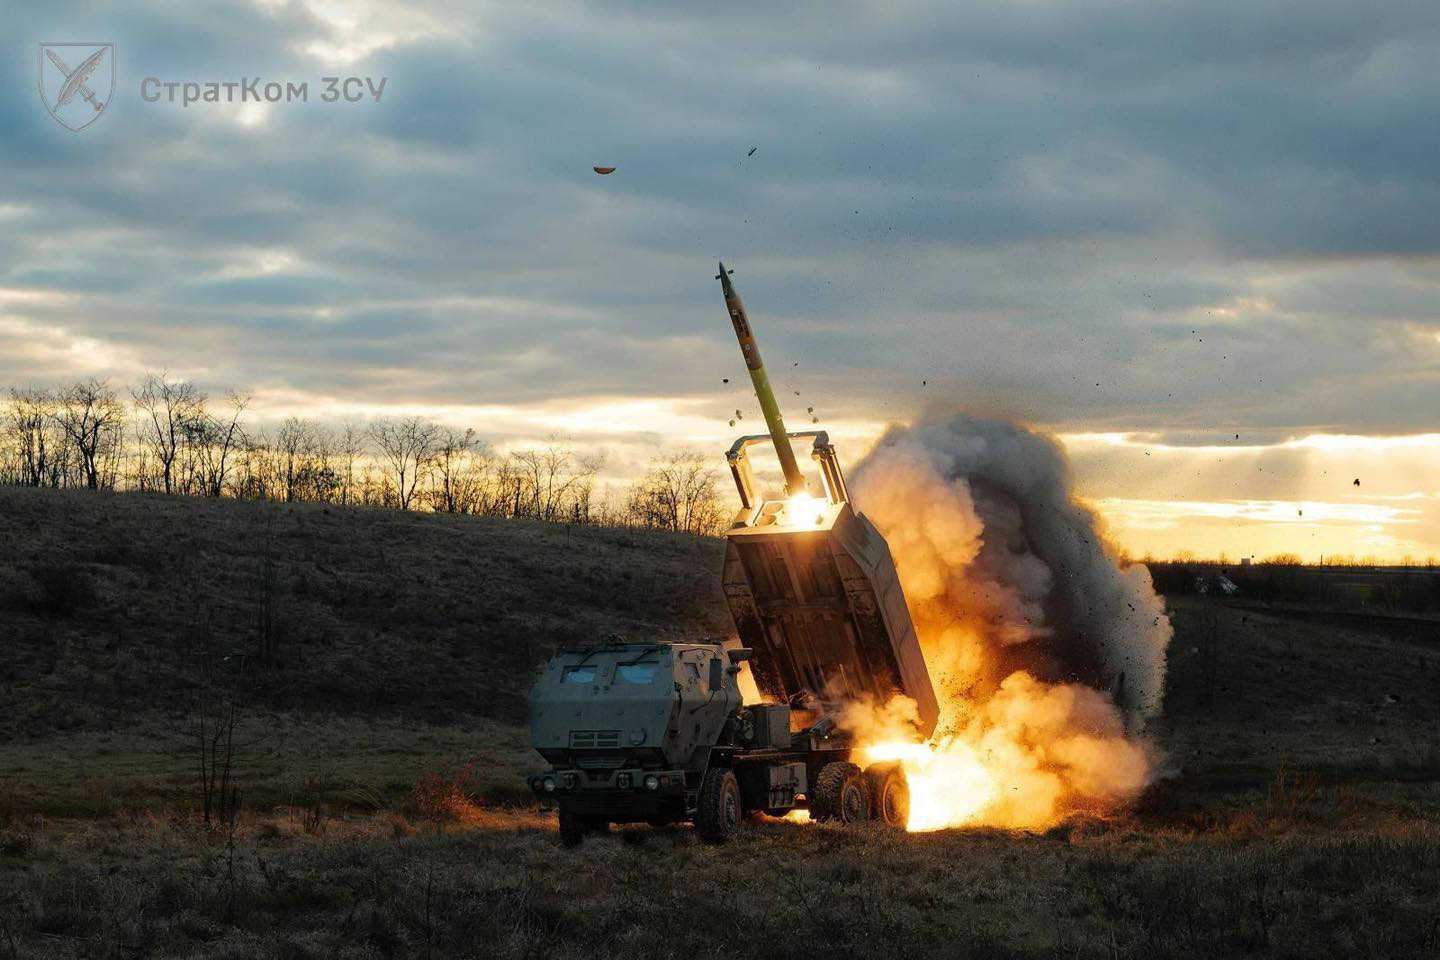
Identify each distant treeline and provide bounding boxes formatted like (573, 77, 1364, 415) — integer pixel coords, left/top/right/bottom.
(1, 376, 729, 535)
(1147, 558, 1440, 613)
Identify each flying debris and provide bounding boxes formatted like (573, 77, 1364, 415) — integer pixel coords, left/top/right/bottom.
(811, 416, 819, 423)
(728, 419, 736, 427)
(722, 378, 730, 383)
(1353, 478, 1361, 486)
(747, 146, 758, 156)
(735, 409, 743, 419)
(593, 166, 616, 175)
(806, 406, 813, 413)
(922, 380, 927, 386)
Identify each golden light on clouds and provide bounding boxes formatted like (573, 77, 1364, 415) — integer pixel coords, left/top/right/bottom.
(1064, 431, 1440, 562)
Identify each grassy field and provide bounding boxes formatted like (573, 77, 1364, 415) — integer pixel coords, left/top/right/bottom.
(2, 487, 1439, 958)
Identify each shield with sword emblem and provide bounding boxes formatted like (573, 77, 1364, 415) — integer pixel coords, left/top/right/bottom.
(39, 42, 116, 132)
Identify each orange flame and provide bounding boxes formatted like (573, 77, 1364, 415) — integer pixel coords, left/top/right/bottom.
(853, 674, 1159, 832)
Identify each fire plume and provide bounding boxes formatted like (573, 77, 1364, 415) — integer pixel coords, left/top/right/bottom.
(847, 413, 1172, 831)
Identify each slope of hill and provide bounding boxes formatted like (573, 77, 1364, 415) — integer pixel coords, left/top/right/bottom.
(1, 487, 732, 738)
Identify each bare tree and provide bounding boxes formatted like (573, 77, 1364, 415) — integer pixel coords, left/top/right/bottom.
(337, 421, 365, 505)
(302, 425, 340, 503)
(626, 451, 726, 534)
(132, 373, 206, 494)
(511, 438, 602, 522)
(275, 418, 314, 503)
(54, 379, 125, 490)
(430, 427, 493, 513)
(196, 391, 250, 497)
(368, 417, 440, 510)
(5, 388, 60, 487)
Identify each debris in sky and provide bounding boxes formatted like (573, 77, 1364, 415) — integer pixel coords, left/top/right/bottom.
(806, 406, 813, 413)
(722, 378, 729, 383)
(811, 416, 819, 423)
(728, 419, 735, 427)
(1353, 478, 1361, 486)
(922, 380, 927, 386)
(747, 146, 758, 156)
(792, 361, 798, 367)
(735, 409, 743, 419)
(592, 166, 616, 175)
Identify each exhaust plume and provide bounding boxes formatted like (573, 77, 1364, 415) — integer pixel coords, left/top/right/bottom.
(847, 411, 1172, 830)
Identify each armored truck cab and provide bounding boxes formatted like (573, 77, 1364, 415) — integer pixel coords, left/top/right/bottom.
(529, 642, 742, 834)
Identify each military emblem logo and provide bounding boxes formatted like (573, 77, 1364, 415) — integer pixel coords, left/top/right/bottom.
(39, 42, 115, 132)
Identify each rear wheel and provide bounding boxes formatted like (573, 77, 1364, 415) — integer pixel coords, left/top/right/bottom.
(811, 762, 870, 824)
(864, 763, 910, 828)
(695, 768, 742, 843)
(558, 809, 587, 847)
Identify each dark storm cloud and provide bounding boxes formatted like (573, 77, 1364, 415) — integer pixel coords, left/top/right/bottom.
(1, 0, 1437, 440)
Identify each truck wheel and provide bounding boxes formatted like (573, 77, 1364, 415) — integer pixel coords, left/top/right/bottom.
(695, 768, 742, 843)
(864, 763, 910, 828)
(811, 762, 870, 823)
(558, 809, 587, 847)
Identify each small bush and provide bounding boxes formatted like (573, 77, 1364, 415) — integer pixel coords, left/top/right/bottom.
(411, 762, 482, 822)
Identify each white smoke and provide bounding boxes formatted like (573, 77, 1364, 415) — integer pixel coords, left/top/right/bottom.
(852, 411, 1171, 721)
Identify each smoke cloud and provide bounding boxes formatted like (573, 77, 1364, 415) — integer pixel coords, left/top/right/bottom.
(847, 411, 1172, 829)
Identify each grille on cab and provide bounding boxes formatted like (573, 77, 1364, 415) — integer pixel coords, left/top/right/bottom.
(569, 729, 621, 749)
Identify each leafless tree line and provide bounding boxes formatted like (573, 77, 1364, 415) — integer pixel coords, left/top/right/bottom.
(1, 375, 731, 534)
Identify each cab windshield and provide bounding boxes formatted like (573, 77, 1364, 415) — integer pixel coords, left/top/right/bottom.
(615, 662, 658, 684)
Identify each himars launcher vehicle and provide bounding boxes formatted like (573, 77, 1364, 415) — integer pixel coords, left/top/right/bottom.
(527, 264, 939, 844)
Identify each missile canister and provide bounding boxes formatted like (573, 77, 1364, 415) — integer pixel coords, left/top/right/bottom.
(717, 263, 807, 497)
(716, 262, 939, 738)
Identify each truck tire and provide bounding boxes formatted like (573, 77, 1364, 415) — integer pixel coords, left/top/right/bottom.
(558, 809, 587, 847)
(811, 762, 870, 823)
(864, 763, 910, 827)
(695, 768, 742, 843)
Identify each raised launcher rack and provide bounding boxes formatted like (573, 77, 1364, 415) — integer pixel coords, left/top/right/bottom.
(721, 430, 939, 740)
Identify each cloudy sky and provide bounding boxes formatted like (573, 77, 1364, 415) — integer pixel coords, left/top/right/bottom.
(5, 0, 1439, 560)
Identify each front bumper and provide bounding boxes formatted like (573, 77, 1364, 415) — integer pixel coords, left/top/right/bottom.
(528, 767, 687, 799)
(529, 767, 689, 821)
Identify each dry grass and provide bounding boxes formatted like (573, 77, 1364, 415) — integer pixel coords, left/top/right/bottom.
(2, 488, 1440, 957)
(1, 806, 1438, 959)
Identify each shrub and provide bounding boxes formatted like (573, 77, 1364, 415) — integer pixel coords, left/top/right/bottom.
(411, 762, 482, 822)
